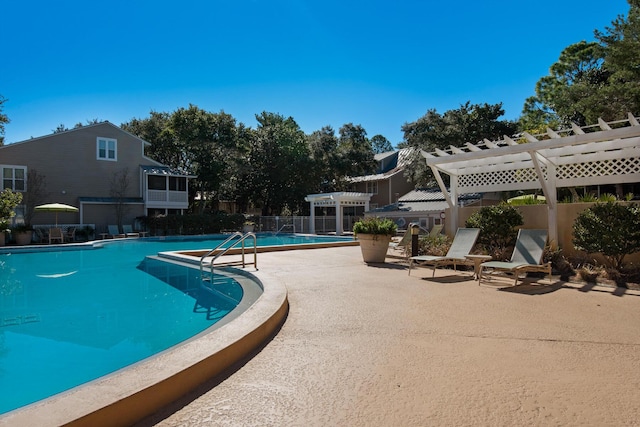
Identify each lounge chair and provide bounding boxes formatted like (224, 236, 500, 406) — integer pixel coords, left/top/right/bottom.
(49, 227, 64, 244)
(408, 228, 480, 276)
(108, 225, 126, 238)
(390, 224, 445, 258)
(477, 229, 551, 286)
(122, 224, 139, 237)
(429, 224, 444, 237)
(389, 229, 412, 250)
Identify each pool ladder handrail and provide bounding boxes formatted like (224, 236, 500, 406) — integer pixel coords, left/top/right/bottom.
(200, 231, 258, 282)
(275, 223, 295, 235)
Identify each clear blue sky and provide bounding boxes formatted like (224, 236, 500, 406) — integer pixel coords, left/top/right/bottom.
(2, 0, 631, 147)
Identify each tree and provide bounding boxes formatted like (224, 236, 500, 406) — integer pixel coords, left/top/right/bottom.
(0, 95, 9, 146)
(400, 102, 517, 186)
(110, 167, 131, 230)
(520, 1, 640, 128)
(306, 126, 343, 193)
(370, 134, 393, 154)
(572, 201, 640, 270)
(22, 169, 49, 227)
(336, 123, 376, 178)
(123, 106, 249, 213)
(0, 189, 23, 231)
(245, 112, 312, 215)
(52, 124, 69, 133)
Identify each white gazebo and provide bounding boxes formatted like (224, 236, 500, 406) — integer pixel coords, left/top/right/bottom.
(305, 192, 372, 235)
(422, 113, 640, 247)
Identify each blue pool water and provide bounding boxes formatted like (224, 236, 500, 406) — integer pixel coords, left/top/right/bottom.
(0, 234, 348, 415)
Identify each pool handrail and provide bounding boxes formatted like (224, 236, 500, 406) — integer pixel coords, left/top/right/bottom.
(200, 232, 258, 281)
(275, 223, 295, 235)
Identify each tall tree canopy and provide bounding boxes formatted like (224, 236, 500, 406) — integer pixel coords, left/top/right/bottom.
(400, 102, 517, 186)
(370, 134, 394, 154)
(521, 0, 640, 128)
(336, 123, 377, 178)
(245, 112, 312, 215)
(122, 105, 248, 212)
(306, 126, 343, 193)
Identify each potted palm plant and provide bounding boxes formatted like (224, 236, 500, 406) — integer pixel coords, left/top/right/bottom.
(353, 216, 397, 263)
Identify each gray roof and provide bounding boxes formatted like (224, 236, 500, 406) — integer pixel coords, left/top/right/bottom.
(369, 188, 481, 214)
(140, 165, 195, 177)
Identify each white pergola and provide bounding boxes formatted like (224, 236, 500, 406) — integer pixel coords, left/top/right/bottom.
(305, 192, 371, 235)
(422, 113, 640, 247)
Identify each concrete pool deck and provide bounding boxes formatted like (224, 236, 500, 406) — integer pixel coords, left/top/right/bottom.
(139, 245, 640, 426)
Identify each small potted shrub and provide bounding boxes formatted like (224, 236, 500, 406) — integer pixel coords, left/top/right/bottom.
(11, 224, 34, 245)
(353, 216, 397, 263)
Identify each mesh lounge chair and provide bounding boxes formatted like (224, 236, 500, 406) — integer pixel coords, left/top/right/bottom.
(408, 228, 480, 276)
(108, 225, 126, 238)
(429, 224, 444, 237)
(122, 224, 139, 237)
(389, 229, 412, 250)
(478, 229, 551, 286)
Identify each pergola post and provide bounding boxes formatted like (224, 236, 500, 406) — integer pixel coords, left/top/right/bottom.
(335, 199, 343, 235)
(309, 200, 316, 234)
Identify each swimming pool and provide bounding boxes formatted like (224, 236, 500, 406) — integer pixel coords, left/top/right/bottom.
(0, 233, 350, 415)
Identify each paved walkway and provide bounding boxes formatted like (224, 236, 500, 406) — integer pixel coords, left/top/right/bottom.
(140, 246, 640, 426)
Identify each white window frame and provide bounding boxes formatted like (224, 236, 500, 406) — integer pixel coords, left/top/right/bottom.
(2, 165, 27, 191)
(97, 137, 117, 161)
(366, 181, 378, 195)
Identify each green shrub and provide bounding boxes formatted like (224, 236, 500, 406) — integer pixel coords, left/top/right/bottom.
(353, 217, 397, 236)
(416, 233, 450, 256)
(572, 201, 640, 269)
(465, 203, 523, 260)
(0, 189, 22, 231)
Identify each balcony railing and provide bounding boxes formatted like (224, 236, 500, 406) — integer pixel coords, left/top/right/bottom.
(146, 189, 188, 206)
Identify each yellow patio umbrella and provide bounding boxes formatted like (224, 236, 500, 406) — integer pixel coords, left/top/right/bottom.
(34, 203, 79, 227)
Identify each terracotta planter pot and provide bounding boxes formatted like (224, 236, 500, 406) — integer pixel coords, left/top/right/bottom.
(15, 231, 33, 245)
(357, 233, 392, 263)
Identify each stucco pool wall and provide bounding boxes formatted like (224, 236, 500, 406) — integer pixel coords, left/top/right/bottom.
(0, 266, 288, 427)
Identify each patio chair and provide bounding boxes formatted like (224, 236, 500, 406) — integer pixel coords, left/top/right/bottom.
(477, 229, 551, 286)
(108, 225, 126, 238)
(65, 227, 76, 243)
(49, 227, 64, 244)
(122, 224, 139, 237)
(408, 228, 480, 276)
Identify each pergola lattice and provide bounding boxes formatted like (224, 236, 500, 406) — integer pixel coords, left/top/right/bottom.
(422, 113, 640, 246)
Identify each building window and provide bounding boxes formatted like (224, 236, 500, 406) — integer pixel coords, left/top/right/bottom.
(148, 175, 166, 190)
(366, 181, 378, 194)
(2, 166, 26, 191)
(169, 176, 186, 191)
(97, 137, 117, 161)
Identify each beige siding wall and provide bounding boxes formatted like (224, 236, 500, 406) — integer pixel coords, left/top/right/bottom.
(0, 123, 162, 228)
(0, 123, 150, 203)
(82, 203, 145, 234)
